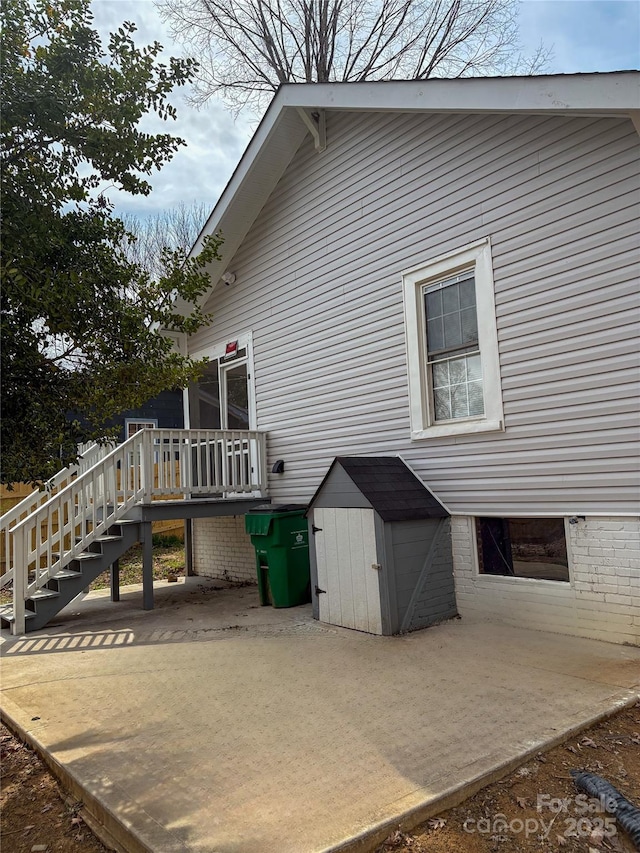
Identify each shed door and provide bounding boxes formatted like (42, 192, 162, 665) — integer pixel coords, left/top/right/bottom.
(314, 507, 382, 635)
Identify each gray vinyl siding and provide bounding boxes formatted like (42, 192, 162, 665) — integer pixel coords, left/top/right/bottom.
(388, 519, 457, 634)
(310, 466, 373, 511)
(188, 111, 640, 516)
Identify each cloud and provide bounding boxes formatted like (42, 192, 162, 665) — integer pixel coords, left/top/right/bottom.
(90, 0, 253, 217)
(520, 0, 640, 73)
(89, 0, 639, 219)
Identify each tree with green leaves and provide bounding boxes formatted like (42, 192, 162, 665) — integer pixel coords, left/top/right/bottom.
(1, 0, 220, 485)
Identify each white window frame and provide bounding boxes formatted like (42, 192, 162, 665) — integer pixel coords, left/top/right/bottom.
(403, 238, 504, 439)
(186, 330, 256, 430)
(125, 418, 158, 439)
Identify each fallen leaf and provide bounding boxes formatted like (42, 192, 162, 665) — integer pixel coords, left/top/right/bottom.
(428, 818, 446, 830)
(516, 796, 528, 809)
(536, 752, 547, 763)
(557, 835, 568, 846)
(581, 737, 597, 748)
(41, 803, 53, 813)
(71, 816, 83, 826)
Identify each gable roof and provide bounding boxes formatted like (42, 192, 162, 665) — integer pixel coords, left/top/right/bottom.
(179, 72, 640, 313)
(308, 456, 449, 521)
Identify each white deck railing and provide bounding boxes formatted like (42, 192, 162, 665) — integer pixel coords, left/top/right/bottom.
(9, 429, 267, 634)
(0, 441, 114, 591)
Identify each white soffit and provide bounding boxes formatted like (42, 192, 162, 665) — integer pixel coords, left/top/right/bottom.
(185, 72, 640, 311)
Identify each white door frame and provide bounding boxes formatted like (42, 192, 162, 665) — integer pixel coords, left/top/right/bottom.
(185, 331, 256, 430)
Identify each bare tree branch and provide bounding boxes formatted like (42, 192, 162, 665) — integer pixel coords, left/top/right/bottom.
(120, 201, 209, 281)
(158, 0, 551, 112)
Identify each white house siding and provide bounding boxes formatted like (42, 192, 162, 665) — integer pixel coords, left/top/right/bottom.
(188, 110, 639, 631)
(189, 110, 639, 516)
(451, 516, 640, 646)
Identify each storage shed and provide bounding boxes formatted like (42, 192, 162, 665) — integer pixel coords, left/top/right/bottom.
(307, 457, 457, 635)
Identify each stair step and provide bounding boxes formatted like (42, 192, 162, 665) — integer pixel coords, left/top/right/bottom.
(52, 551, 101, 562)
(94, 535, 123, 543)
(51, 569, 83, 580)
(0, 605, 36, 623)
(29, 589, 60, 601)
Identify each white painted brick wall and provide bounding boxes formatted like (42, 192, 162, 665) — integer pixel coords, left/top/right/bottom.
(192, 516, 257, 583)
(451, 516, 639, 646)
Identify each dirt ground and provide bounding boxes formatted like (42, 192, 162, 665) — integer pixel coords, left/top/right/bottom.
(376, 702, 640, 853)
(1, 704, 638, 853)
(0, 723, 107, 853)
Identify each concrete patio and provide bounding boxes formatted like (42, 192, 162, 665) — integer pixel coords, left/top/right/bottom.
(1, 578, 638, 853)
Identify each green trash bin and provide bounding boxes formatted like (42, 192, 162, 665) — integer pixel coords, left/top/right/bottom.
(245, 505, 311, 607)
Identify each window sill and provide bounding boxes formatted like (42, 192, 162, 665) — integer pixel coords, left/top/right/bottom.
(474, 573, 572, 587)
(411, 418, 504, 440)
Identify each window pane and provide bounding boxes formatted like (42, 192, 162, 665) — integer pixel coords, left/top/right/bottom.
(508, 518, 569, 581)
(458, 277, 476, 308)
(442, 285, 459, 314)
(425, 275, 478, 357)
(225, 363, 249, 430)
(448, 356, 467, 385)
(468, 380, 484, 415)
(430, 353, 484, 421)
(476, 517, 569, 582)
(190, 360, 221, 429)
(425, 290, 442, 319)
(467, 354, 482, 381)
(432, 360, 449, 388)
(460, 307, 478, 343)
(427, 317, 444, 352)
(443, 311, 462, 349)
(434, 387, 451, 420)
(450, 383, 469, 418)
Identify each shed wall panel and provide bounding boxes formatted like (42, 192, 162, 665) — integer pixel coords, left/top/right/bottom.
(188, 111, 640, 516)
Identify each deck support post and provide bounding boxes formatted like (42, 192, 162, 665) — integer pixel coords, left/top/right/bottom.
(185, 519, 194, 577)
(142, 523, 154, 611)
(110, 559, 120, 602)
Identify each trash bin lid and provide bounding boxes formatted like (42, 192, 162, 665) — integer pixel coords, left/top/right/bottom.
(248, 503, 308, 513)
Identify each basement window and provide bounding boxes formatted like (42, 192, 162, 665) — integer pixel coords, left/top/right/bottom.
(475, 518, 570, 582)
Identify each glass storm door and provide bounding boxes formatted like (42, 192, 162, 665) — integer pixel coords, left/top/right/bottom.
(189, 347, 251, 431)
(220, 361, 249, 430)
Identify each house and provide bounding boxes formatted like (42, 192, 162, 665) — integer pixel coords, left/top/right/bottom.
(180, 72, 639, 645)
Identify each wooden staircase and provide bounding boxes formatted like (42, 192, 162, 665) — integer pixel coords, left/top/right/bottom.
(0, 520, 141, 632)
(0, 429, 268, 634)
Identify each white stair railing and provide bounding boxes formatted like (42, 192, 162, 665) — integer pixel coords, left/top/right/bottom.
(0, 441, 114, 592)
(10, 429, 267, 634)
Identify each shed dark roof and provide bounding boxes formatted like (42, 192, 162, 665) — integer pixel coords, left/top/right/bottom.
(310, 456, 448, 521)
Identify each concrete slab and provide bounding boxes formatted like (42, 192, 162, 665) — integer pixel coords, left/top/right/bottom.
(1, 578, 638, 853)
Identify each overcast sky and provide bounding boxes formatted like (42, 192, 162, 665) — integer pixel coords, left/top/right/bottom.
(90, 0, 640, 219)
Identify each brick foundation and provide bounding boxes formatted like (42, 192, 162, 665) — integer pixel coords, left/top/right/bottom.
(451, 516, 639, 646)
(192, 516, 257, 583)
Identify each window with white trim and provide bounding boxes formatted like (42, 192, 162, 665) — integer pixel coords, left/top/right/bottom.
(403, 238, 504, 439)
(125, 419, 157, 438)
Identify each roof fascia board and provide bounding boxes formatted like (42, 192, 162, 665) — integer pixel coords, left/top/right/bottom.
(277, 73, 640, 115)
